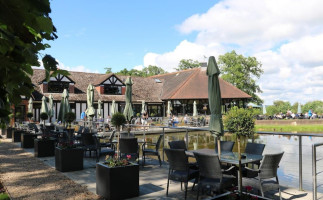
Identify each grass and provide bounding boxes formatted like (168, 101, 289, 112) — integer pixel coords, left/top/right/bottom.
(255, 124, 323, 133)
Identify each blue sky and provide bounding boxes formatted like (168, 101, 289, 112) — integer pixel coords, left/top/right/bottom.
(43, 0, 323, 105)
(44, 0, 216, 73)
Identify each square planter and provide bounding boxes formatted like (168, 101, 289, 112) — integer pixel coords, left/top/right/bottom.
(6, 127, 12, 138)
(1, 128, 6, 136)
(96, 163, 139, 200)
(34, 138, 56, 157)
(12, 130, 23, 142)
(21, 133, 37, 148)
(55, 147, 84, 172)
(213, 191, 271, 200)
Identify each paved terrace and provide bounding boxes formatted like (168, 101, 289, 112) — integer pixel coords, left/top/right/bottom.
(0, 138, 319, 200)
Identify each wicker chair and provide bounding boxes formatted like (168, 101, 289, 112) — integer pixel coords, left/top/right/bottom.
(242, 152, 284, 200)
(244, 143, 266, 167)
(93, 135, 115, 162)
(100, 131, 115, 149)
(164, 148, 199, 200)
(142, 134, 163, 166)
(168, 140, 187, 150)
(119, 138, 139, 163)
(81, 133, 97, 157)
(215, 141, 235, 153)
(194, 152, 236, 199)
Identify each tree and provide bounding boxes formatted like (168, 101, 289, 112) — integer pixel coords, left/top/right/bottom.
(303, 101, 323, 115)
(104, 67, 112, 74)
(142, 65, 166, 77)
(218, 51, 263, 104)
(266, 100, 291, 116)
(0, 0, 68, 123)
(176, 59, 200, 71)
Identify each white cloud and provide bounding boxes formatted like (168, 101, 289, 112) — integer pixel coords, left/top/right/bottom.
(133, 65, 143, 70)
(142, 0, 323, 105)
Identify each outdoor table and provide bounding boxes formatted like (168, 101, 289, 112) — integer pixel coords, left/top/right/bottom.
(186, 149, 263, 165)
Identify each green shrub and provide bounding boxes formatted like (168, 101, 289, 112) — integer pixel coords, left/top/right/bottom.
(223, 106, 255, 137)
(111, 112, 126, 128)
(40, 112, 48, 121)
(27, 112, 33, 119)
(64, 112, 76, 124)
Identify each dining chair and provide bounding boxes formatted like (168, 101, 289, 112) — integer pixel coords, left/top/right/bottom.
(164, 148, 199, 200)
(119, 138, 139, 163)
(120, 132, 135, 138)
(81, 133, 97, 157)
(242, 152, 284, 200)
(215, 141, 235, 153)
(100, 131, 115, 149)
(142, 134, 163, 166)
(194, 152, 236, 199)
(93, 135, 115, 162)
(244, 143, 266, 167)
(168, 140, 187, 150)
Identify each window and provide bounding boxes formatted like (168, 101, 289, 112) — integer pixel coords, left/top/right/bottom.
(48, 82, 70, 93)
(102, 75, 124, 95)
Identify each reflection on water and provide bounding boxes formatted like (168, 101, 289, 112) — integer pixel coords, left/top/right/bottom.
(141, 131, 323, 193)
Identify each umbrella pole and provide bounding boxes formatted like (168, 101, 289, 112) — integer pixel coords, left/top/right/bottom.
(217, 137, 221, 159)
(237, 135, 242, 193)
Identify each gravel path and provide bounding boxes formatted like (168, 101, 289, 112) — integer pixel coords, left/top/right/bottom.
(0, 139, 100, 200)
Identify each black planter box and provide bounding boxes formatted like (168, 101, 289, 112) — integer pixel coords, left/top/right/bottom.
(55, 147, 84, 172)
(213, 191, 271, 200)
(21, 133, 37, 148)
(1, 128, 5, 135)
(34, 139, 56, 157)
(6, 127, 12, 138)
(12, 130, 23, 142)
(96, 163, 139, 200)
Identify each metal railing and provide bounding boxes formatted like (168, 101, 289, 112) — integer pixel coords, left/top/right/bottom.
(313, 143, 323, 200)
(125, 124, 323, 192)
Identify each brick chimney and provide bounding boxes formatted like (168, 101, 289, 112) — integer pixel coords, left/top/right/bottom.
(121, 86, 126, 95)
(69, 83, 75, 93)
(41, 82, 48, 93)
(96, 85, 104, 94)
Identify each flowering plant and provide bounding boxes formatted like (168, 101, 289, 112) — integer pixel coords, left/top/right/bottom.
(104, 154, 132, 167)
(226, 186, 259, 200)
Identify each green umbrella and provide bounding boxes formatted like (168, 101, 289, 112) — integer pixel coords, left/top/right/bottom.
(123, 77, 133, 122)
(28, 98, 33, 113)
(48, 94, 54, 121)
(193, 101, 198, 117)
(111, 100, 117, 116)
(207, 56, 224, 159)
(167, 101, 172, 117)
(141, 100, 145, 114)
(58, 89, 70, 123)
(86, 84, 95, 120)
(41, 96, 48, 114)
(97, 99, 102, 118)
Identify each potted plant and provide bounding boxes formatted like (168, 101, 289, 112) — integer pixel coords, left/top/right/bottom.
(64, 112, 76, 141)
(27, 112, 33, 122)
(6, 114, 14, 138)
(34, 112, 55, 157)
(55, 140, 84, 172)
(96, 154, 139, 199)
(111, 112, 126, 156)
(223, 106, 255, 194)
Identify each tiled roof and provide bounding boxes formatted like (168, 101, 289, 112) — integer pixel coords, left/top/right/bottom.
(150, 68, 251, 100)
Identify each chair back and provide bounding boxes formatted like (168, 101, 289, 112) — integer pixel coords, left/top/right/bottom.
(215, 141, 235, 153)
(259, 152, 284, 179)
(245, 143, 265, 155)
(168, 140, 187, 150)
(81, 133, 95, 146)
(155, 134, 164, 151)
(120, 132, 135, 138)
(108, 131, 115, 142)
(194, 152, 222, 179)
(76, 126, 84, 134)
(119, 138, 138, 154)
(164, 148, 188, 171)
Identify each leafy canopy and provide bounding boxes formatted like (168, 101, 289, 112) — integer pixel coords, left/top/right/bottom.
(0, 0, 68, 122)
(176, 59, 200, 71)
(223, 107, 255, 137)
(115, 65, 167, 77)
(218, 50, 263, 105)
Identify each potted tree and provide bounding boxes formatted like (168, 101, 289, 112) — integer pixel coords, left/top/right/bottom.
(55, 112, 83, 172)
(223, 106, 255, 194)
(96, 154, 139, 199)
(34, 112, 55, 157)
(12, 112, 24, 142)
(111, 112, 126, 157)
(6, 114, 14, 138)
(21, 112, 37, 148)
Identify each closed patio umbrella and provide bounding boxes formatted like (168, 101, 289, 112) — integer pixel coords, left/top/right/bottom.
(97, 99, 102, 118)
(141, 100, 145, 114)
(193, 101, 198, 117)
(263, 104, 267, 115)
(48, 94, 54, 122)
(298, 102, 302, 114)
(86, 84, 95, 121)
(207, 56, 224, 155)
(111, 100, 117, 116)
(167, 101, 172, 117)
(28, 98, 33, 113)
(123, 77, 133, 122)
(58, 89, 70, 123)
(41, 96, 48, 115)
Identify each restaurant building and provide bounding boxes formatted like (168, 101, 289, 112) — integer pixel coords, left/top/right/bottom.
(16, 67, 251, 122)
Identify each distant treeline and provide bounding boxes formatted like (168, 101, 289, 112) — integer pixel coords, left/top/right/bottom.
(264, 100, 323, 116)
